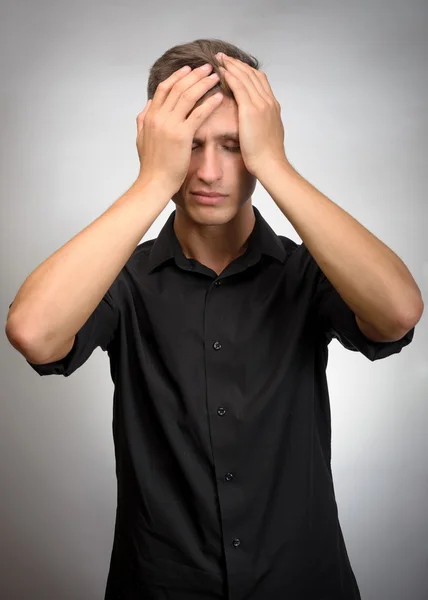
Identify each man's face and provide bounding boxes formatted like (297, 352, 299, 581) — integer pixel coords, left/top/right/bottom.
(172, 96, 257, 225)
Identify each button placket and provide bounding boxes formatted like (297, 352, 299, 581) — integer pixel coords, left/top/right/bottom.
(211, 276, 243, 555)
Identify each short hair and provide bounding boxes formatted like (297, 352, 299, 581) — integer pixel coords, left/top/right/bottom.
(146, 38, 262, 107)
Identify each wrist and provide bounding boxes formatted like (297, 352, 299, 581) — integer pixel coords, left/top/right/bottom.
(133, 175, 173, 203)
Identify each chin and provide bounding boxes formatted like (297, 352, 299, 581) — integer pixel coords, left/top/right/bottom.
(189, 204, 237, 225)
(173, 192, 249, 224)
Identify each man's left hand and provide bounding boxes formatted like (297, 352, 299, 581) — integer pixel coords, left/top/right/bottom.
(215, 53, 288, 178)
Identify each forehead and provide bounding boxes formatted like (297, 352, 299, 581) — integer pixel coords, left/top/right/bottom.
(192, 97, 239, 142)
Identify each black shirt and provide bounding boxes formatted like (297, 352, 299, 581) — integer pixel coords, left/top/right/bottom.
(26, 205, 415, 600)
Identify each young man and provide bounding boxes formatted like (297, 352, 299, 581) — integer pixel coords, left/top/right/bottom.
(6, 39, 423, 600)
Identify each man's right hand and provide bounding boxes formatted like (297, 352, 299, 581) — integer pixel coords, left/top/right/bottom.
(135, 63, 223, 196)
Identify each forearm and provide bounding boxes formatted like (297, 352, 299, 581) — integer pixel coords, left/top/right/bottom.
(6, 178, 170, 357)
(257, 159, 423, 336)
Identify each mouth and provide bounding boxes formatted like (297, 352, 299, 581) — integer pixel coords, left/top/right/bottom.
(190, 192, 228, 205)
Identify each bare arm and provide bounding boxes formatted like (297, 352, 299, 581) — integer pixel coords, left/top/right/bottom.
(6, 62, 224, 365)
(5, 178, 170, 363)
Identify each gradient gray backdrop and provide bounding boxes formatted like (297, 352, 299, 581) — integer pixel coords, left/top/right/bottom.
(1, 1, 427, 598)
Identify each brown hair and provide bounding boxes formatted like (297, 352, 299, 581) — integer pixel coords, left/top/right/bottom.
(147, 38, 262, 108)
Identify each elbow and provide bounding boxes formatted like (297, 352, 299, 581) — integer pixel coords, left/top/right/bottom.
(397, 294, 424, 333)
(5, 319, 50, 364)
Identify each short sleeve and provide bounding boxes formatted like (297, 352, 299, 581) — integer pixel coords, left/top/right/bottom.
(310, 249, 415, 361)
(10, 285, 120, 377)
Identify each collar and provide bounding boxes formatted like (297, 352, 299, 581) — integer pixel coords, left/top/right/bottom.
(147, 205, 287, 274)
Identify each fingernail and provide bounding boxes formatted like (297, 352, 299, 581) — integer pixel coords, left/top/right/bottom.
(201, 63, 211, 71)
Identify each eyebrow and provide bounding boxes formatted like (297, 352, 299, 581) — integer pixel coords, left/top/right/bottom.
(192, 132, 240, 144)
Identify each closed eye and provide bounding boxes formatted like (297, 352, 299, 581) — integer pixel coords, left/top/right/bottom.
(191, 145, 240, 152)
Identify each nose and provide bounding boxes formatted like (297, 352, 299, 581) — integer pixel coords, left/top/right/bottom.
(194, 147, 223, 183)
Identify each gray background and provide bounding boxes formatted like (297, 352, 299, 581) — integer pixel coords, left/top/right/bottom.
(1, 0, 427, 598)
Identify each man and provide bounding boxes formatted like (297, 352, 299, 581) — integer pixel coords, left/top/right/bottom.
(6, 39, 423, 599)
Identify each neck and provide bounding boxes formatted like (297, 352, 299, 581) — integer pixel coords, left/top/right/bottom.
(173, 202, 256, 274)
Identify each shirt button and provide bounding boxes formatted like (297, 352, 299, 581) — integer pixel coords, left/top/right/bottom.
(215, 280, 221, 286)
(232, 538, 241, 547)
(217, 407, 226, 416)
(213, 341, 222, 350)
(225, 472, 234, 481)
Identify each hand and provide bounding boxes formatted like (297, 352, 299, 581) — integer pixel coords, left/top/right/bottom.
(216, 53, 288, 178)
(135, 64, 224, 195)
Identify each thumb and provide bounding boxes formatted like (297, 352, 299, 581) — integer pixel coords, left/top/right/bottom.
(136, 99, 152, 136)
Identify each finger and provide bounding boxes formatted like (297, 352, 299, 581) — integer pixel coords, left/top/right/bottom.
(186, 92, 224, 131)
(136, 99, 152, 136)
(220, 60, 265, 106)
(150, 65, 193, 112)
(245, 69, 273, 104)
(222, 57, 273, 104)
(256, 70, 277, 100)
(173, 72, 222, 121)
(162, 64, 215, 114)
(220, 65, 253, 106)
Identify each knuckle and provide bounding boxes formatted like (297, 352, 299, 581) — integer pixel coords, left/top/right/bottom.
(181, 89, 192, 102)
(144, 114, 156, 130)
(151, 114, 162, 128)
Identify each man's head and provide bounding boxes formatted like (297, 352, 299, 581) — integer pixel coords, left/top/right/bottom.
(147, 39, 262, 226)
